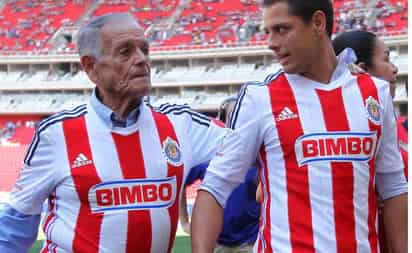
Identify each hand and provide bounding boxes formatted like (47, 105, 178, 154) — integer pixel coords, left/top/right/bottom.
(256, 183, 263, 203)
(182, 222, 191, 234)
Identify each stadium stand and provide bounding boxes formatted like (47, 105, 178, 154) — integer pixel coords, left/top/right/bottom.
(0, 115, 39, 192)
(0, 0, 407, 53)
(0, 0, 91, 52)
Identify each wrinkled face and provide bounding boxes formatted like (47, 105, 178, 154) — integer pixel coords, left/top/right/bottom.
(92, 18, 151, 100)
(263, 2, 321, 74)
(368, 38, 398, 97)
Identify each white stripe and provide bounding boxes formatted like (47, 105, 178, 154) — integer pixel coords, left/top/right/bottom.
(342, 80, 372, 253)
(48, 124, 77, 252)
(86, 112, 127, 253)
(289, 77, 337, 253)
(141, 108, 171, 253)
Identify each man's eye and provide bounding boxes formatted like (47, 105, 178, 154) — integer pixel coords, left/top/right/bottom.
(120, 48, 130, 55)
(277, 27, 287, 34)
(141, 46, 149, 55)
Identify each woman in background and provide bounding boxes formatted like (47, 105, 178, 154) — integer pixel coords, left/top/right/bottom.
(333, 30, 406, 253)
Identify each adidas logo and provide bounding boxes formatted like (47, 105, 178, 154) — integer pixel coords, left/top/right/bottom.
(276, 107, 298, 122)
(71, 153, 93, 169)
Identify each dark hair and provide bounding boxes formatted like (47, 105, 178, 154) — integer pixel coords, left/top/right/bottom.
(263, 0, 334, 38)
(217, 97, 237, 124)
(332, 30, 377, 70)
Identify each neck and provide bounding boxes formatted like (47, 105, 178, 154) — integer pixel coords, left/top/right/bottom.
(301, 42, 338, 84)
(97, 90, 141, 120)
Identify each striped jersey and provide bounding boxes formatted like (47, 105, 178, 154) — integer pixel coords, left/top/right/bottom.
(201, 61, 406, 253)
(8, 101, 227, 253)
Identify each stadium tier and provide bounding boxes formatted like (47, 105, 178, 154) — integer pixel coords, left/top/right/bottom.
(0, 0, 407, 53)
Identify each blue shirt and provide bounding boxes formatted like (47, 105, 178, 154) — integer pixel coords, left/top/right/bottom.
(186, 163, 260, 246)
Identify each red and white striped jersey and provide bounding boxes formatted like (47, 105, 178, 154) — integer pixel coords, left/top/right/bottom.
(201, 61, 406, 253)
(8, 101, 227, 253)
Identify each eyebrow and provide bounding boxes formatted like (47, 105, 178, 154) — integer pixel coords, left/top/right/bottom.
(264, 22, 290, 31)
(114, 38, 148, 51)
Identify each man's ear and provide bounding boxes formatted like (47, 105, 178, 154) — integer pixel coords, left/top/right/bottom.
(312, 10, 327, 36)
(80, 55, 99, 84)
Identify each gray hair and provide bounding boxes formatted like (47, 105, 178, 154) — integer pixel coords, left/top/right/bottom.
(77, 12, 136, 59)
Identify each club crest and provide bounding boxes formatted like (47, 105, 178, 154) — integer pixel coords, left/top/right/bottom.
(365, 96, 381, 125)
(163, 137, 183, 166)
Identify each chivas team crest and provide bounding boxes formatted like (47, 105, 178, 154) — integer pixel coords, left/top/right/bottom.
(365, 96, 381, 125)
(162, 137, 183, 166)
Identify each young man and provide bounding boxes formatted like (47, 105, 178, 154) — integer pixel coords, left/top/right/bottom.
(0, 13, 232, 253)
(191, 1, 407, 253)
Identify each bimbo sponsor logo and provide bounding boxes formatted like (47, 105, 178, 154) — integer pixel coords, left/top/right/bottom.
(295, 132, 377, 166)
(89, 176, 177, 213)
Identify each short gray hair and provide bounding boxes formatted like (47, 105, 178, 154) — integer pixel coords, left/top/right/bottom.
(77, 12, 136, 59)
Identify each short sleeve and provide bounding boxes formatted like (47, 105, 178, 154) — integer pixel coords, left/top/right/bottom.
(375, 86, 405, 174)
(8, 127, 57, 215)
(200, 84, 265, 207)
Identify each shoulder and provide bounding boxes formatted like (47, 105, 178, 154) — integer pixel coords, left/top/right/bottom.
(151, 103, 211, 128)
(24, 104, 88, 165)
(354, 73, 390, 94)
(37, 104, 88, 133)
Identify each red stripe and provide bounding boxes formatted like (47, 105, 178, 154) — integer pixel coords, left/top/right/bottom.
(42, 193, 56, 234)
(268, 74, 315, 253)
(316, 87, 357, 252)
(112, 132, 152, 253)
(40, 240, 52, 253)
(259, 145, 273, 253)
(63, 116, 103, 253)
(152, 110, 184, 253)
(42, 213, 55, 235)
(357, 74, 381, 253)
(257, 157, 263, 253)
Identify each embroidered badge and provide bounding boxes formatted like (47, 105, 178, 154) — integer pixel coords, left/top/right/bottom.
(365, 96, 381, 125)
(163, 137, 183, 166)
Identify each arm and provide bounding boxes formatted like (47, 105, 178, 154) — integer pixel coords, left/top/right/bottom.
(191, 84, 265, 252)
(0, 124, 57, 251)
(382, 194, 407, 253)
(0, 204, 40, 253)
(179, 189, 191, 234)
(180, 163, 208, 234)
(256, 183, 263, 204)
(191, 190, 223, 253)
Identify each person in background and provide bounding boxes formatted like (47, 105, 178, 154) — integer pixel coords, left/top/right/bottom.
(180, 97, 260, 253)
(333, 29, 408, 253)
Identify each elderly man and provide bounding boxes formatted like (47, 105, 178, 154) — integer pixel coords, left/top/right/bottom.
(0, 13, 232, 253)
(191, 1, 407, 253)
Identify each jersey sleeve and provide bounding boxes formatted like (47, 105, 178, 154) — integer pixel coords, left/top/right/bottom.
(375, 82, 408, 199)
(8, 125, 57, 215)
(184, 107, 229, 167)
(199, 84, 265, 207)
